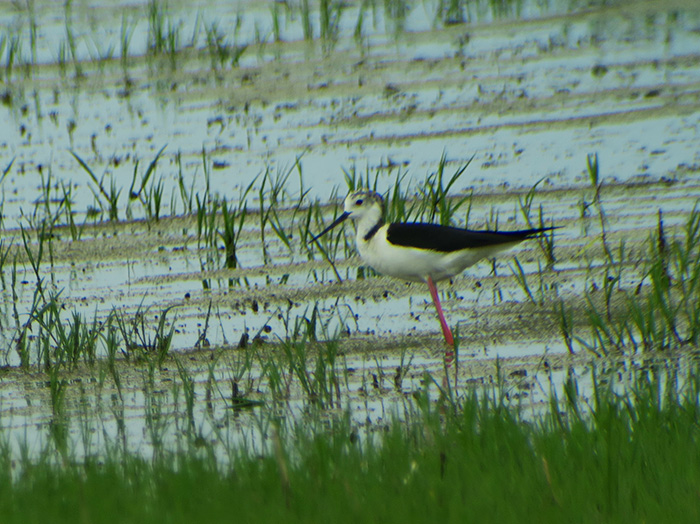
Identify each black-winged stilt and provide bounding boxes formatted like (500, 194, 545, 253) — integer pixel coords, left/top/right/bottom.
(311, 190, 556, 365)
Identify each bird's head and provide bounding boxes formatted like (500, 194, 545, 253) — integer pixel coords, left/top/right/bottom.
(310, 190, 384, 243)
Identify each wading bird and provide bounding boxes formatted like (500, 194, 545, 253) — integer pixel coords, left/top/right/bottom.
(311, 190, 555, 366)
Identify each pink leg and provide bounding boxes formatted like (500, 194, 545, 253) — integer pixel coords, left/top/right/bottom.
(426, 276, 455, 367)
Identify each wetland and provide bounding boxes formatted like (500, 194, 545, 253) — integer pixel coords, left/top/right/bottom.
(1, 0, 700, 520)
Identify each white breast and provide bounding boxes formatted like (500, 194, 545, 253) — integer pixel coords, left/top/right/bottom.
(355, 225, 489, 283)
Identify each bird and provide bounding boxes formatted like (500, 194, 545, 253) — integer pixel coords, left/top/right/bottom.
(310, 190, 556, 366)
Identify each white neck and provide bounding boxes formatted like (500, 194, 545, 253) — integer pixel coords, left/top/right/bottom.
(353, 206, 384, 245)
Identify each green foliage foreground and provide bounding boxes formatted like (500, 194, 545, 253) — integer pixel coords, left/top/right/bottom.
(1, 364, 700, 524)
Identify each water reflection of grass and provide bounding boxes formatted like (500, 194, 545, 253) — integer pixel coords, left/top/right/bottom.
(2, 362, 700, 522)
(1, 0, 628, 84)
(0, 164, 699, 520)
(0, 1, 698, 514)
(2, 153, 699, 369)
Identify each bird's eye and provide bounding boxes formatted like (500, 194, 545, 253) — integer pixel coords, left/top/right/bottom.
(355, 199, 364, 206)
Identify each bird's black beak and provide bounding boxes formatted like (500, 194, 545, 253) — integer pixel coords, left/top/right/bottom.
(309, 211, 351, 243)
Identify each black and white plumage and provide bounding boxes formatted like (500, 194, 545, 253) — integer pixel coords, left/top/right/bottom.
(313, 190, 552, 282)
(311, 190, 556, 359)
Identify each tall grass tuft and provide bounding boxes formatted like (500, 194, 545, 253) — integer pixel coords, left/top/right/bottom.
(578, 203, 700, 354)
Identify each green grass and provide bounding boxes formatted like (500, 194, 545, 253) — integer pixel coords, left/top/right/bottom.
(1, 151, 699, 522)
(1, 363, 700, 523)
(0, 4, 695, 520)
(0, 0, 654, 88)
(572, 159, 700, 355)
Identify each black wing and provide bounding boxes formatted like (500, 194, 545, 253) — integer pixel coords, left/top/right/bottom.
(386, 222, 556, 253)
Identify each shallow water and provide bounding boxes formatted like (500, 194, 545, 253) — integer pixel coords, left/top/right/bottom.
(0, 0, 699, 459)
(1, 1, 699, 226)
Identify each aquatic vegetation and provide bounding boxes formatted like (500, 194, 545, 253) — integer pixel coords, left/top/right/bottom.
(71, 151, 122, 222)
(580, 203, 700, 354)
(1, 358, 700, 522)
(0, 4, 698, 522)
